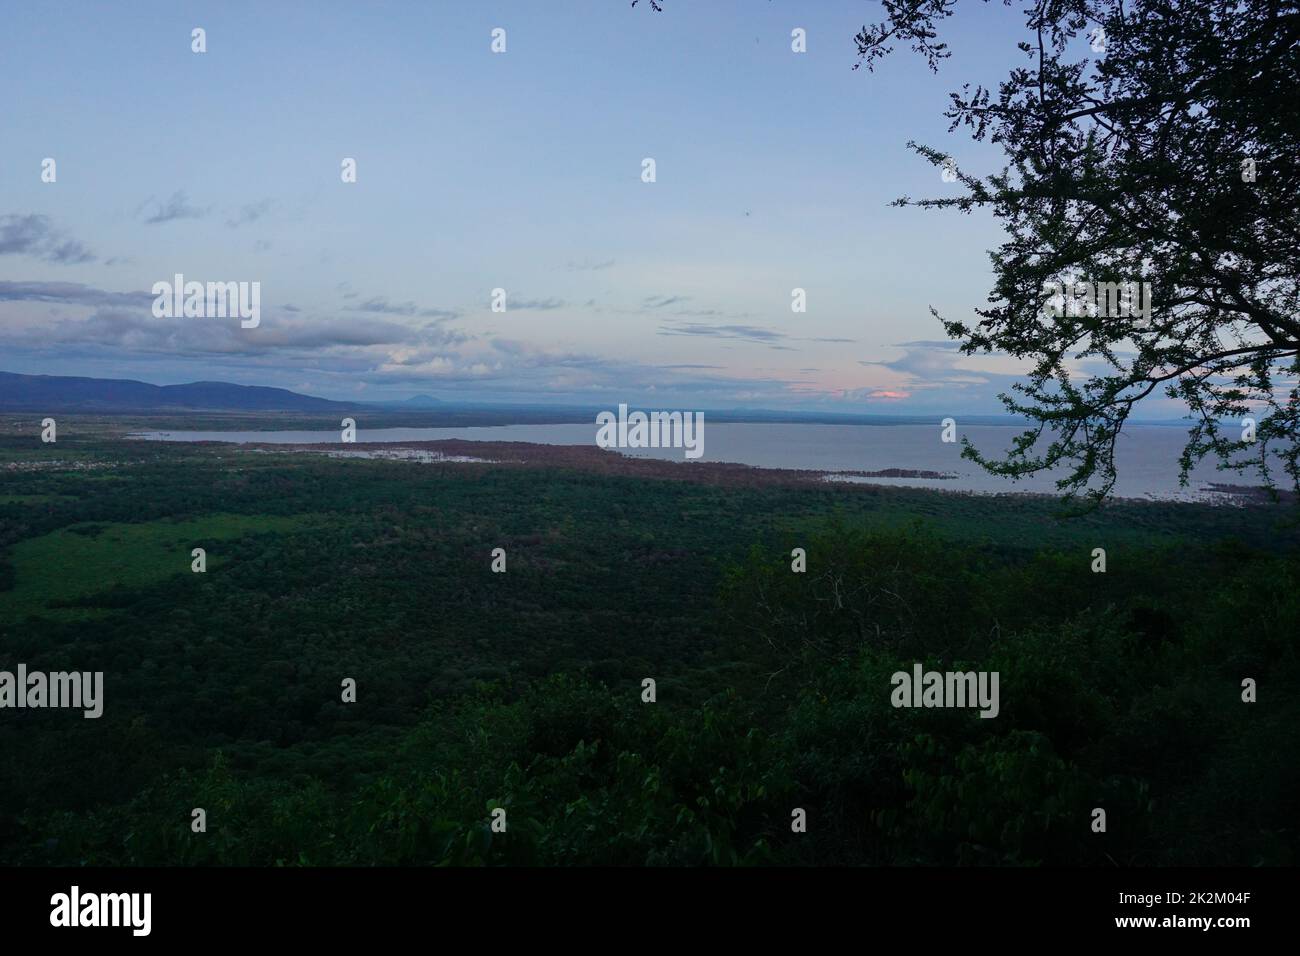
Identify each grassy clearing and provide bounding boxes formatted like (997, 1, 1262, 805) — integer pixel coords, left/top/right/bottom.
(0, 513, 316, 620)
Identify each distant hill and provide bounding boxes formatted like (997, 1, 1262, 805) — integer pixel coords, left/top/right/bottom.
(403, 394, 443, 407)
(0, 371, 352, 412)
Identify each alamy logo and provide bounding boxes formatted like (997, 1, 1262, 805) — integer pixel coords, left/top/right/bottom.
(595, 403, 704, 459)
(0, 664, 103, 718)
(890, 663, 999, 718)
(151, 273, 261, 328)
(1041, 278, 1153, 326)
(50, 886, 151, 936)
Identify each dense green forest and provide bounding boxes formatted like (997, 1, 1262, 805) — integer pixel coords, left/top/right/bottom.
(2, 421, 1297, 865)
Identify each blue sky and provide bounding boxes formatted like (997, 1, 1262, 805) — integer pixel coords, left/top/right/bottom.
(0, 0, 1117, 414)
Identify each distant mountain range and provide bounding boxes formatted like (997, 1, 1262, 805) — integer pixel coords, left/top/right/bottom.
(0, 370, 1184, 426)
(0, 371, 352, 412)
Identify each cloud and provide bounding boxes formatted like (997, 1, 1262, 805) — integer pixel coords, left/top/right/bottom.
(226, 199, 273, 228)
(369, 338, 803, 404)
(859, 340, 1018, 393)
(0, 215, 96, 264)
(0, 281, 870, 408)
(0, 279, 470, 358)
(0, 279, 886, 410)
(655, 322, 857, 350)
(348, 296, 460, 320)
(860, 340, 974, 380)
(644, 294, 690, 309)
(3, 308, 461, 357)
(510, 297, 565, 311)
(658, 322, 788, 344)
(0, 280, 149, 309)
(893, 339, 965, 351)
(566, 258, 615, 271)
(140, 191, 208, 225)
(488, 338, 613, 370)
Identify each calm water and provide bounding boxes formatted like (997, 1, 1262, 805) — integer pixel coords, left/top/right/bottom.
(133, 422, 1268, 502)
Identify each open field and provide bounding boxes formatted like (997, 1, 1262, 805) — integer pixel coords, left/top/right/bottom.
(2, 513, 316, 621)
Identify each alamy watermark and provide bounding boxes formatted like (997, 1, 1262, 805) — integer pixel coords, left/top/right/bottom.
(151, 273, 260, 328)
(595, 403, 704, 459)
(50, 886, 150, 936)
(1041, 278, 1153, 327)
(890, 663, 999, 718)
(0, 664, 103, 718)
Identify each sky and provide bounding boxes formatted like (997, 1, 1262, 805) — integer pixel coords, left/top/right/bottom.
(0, 0, 1146, 415)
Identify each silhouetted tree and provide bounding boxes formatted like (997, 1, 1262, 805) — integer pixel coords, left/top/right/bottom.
(645, 1, 1300, 504)
(863, 0, 1300, 505)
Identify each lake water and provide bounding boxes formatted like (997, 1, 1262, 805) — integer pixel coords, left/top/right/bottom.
(133, 422, 1270, 502)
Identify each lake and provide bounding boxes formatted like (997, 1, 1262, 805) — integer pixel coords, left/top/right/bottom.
(132, 421, 1272, 502)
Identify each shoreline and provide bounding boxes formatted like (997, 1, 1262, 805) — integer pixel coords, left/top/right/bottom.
(202, 438, 1288, 508)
